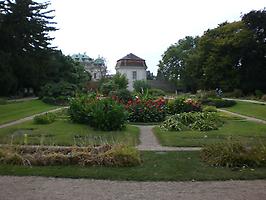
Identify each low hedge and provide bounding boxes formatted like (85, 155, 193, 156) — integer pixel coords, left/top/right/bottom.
(0, 145, 141, 167)
(201, 98, 236, 108)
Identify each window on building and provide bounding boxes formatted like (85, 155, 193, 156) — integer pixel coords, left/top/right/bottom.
(94, 73, 97, 79)
(132, 71, 137, 80)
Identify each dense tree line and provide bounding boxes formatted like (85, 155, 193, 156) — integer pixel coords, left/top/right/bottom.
(0, 0, 90, 96)
(158, 9, 266, 93)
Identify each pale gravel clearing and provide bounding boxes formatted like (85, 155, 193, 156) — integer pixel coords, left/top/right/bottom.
(0, 176, 266, 200)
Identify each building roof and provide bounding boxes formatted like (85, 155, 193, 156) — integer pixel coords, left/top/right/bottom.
(117, 53, 145, 61)
(116, 53, 147, 68)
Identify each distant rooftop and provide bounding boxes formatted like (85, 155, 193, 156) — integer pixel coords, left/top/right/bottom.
(116, 53, 147, 68)
(117, 53, 145, 61)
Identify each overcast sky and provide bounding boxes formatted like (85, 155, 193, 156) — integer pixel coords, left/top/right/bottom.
(47, 0, 265, 75)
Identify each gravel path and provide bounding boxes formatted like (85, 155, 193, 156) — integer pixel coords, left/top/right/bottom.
(0, 176, 265, 200)
(0, 107, 67, 129)
(218, 109, 266, 124)
(136, 125, 201, 151)
(223, 98, 266, 105)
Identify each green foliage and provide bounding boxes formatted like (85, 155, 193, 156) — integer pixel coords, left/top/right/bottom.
(33, 113, 56, 124)
(126, 98, 166, 123)
(133, 80, 151, 93)
(158, 9, 266, 94)
(69, 95, 127, 131)
(40, 81, 78, 105)
(203, 106, 217, 113)
(100, 81, 117, 96)
(99, 73, 128, 96)
(89, 98, 128, 131)
(112, 73, 128, 90)
(68, 94, 96, 124)
(201, 98, 236, 108)
(109, 89, 132, 104)
(148, 88, 166, 97)
(255, 90, 263, 98)
(201, 141, 266, 168)
(160, 112, 222, 131)
(102, 145, 141, 167)
(167, 98, 201, 114)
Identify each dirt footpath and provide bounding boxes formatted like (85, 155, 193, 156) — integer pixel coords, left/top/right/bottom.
(0, 176, 266, 200)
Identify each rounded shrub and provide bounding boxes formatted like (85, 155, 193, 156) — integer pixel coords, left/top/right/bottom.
(89, 98, 128, 131)
(33, 113, 56, 124)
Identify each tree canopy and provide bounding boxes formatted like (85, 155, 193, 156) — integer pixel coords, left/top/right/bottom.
(158, 9, 266, 93)
(0, 0, 90, 96)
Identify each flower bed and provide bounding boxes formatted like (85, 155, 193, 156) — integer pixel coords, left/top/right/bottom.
(125, 97, 167, 122)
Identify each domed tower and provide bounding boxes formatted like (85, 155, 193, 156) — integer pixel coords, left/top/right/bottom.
(115, 53, 147, 91)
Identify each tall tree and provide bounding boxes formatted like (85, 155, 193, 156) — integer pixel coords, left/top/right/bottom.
(157, 36, 199, 90)
(0, 0, 56, 95)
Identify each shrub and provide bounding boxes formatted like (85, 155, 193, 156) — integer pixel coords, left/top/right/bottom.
(255, 90, 263, 98)
(33, 113, 56, 124)
(102, 145, 141, 166)
(160, 112, 222, 131)
(68, 94, 96, 124)
(126, 97, 166, 122)
(167, 98, 201, 114)
(112, 73, 128, 90)
(100, 81, 117, 96)
(133, 80, 151, 93)
(0, 98, 7, 105)
(148, 88, 165, 97)
(201, 98, 236, 108)
(109, 89, 132, 104)
(200, 142, 266, 168)
(40, 81, 77, 105)
(203, 106, 217, 112)
(89, 98, 128, 131)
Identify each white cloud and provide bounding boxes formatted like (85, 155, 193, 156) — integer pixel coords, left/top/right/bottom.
(47, 0, 266, 74)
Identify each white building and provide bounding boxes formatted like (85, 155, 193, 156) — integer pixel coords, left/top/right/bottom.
(71, 53, 107, 81)
(115, 53, 147, 91)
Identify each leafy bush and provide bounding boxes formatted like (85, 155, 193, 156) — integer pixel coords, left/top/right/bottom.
(109, 89, 132, 104)
(203, 106, 217, 112)
(201, 98, 236, 108)
(200, 141, 266, 168)
(0, 145, 141, 167)
(148, 88, 165, 97)
(68, 94, 96, 124)
(0, 98, 7, 105)
(112, 73, 128, 89)
(100, 81, 117, 96)
(69, 95, 127, 131)
(126, 97, 166, 122)
(33, 112, 56, 124)
(167, 98, 201, 114)
(89, 98, 128, 131)
(160, 112, 222, 131)
(40, 81, 77, 105)
(255, 90, 263, 98)
(133, 80, 151, 93)
(102, 145, 141, 166)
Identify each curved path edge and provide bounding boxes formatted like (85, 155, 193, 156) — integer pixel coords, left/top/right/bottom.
(0, 107, 68, 129)
(218, 109, 266, 124)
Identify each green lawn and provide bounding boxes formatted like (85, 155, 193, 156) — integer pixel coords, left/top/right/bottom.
(0, 151, 266, 181)
(223, 101, 266, 120)
(0, 117, 140, 146)
(154, 116, 266, 147)
(0, 100, 59, 124)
